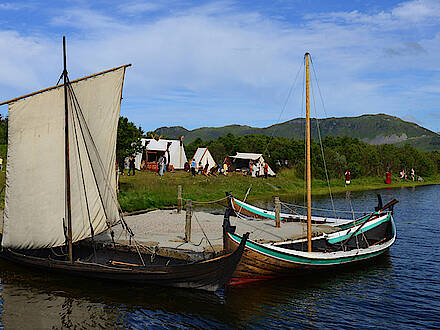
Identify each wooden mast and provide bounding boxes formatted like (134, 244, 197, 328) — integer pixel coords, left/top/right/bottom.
(305, 52, 312, 253)
(63, 36, 73, 263)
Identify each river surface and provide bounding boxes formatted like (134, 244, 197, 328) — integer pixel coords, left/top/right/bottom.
(0, 185, 439, 329)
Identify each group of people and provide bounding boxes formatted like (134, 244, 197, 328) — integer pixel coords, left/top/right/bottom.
(249, 160, 269, 178)
(186, 159, 223, 176)
(399, 168, 418, 181)
(121, 154, 169, 177)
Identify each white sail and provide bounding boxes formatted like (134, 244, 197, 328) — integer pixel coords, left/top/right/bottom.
(2, 67, 126, 249)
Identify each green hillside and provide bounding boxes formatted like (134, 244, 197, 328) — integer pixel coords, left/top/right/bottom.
(155, 114, 440, 151)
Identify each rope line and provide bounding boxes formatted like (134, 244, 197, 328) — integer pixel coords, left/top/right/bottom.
(279, 201, 369, 214)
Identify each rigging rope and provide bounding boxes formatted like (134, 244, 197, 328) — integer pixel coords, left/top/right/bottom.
(279, 201, 369, 214)
(308, 56, 336, 218)
(262, 60, 304, 156)
(68, 87, 97, 261)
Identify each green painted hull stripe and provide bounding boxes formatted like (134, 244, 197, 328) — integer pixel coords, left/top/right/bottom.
(328, 215, 391, 244)
(234, 199, 276, 220)
(229, 232, 387, 266)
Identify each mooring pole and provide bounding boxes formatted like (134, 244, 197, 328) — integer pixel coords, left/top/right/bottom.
(185, 199, 192, 242)
(63, 36, 73, 263)
(275, 197, 281, 228)
(177, 185, 182, 214)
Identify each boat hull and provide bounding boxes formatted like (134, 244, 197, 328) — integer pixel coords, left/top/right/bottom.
(0, 234, 249, 292)
(224, 215, 395, 284)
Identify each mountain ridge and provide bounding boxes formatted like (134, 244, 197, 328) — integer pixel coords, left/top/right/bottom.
(154, 114, 440, 151)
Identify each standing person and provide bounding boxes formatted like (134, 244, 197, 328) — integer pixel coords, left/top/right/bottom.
(385, 171, 391, 184)
(163, 155, 167, 174)
(198, 161, 203, 175)
(345, 170, 351, 185)
(128, 155, 135, 176)
(190, 158, 196, 176)
(0, 156, 3, 171)
(203, 163, 209, 176)
(157, 155, 164, 175)
(158, 155, 165, 176)
(411, 168, 415, 181)
(222, 162, 228, 175)
(264, 163, 269, 179)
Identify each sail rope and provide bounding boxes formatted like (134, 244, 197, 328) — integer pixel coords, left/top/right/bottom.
(68, 88, 97, 261)
(309, 56, 337, 218)
(66, 76, 152, 264)
(262, 60, 304, 157)
(279, 200, 369, 214)
(192, 212, 215, 253)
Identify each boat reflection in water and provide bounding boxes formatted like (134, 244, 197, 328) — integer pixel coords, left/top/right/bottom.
(0, 253, 393, 328)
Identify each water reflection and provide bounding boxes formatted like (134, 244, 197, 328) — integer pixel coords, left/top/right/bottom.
(0, 185, 438, 328)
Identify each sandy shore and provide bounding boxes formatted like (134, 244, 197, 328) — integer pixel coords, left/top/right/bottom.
(104, 209, 336, 259)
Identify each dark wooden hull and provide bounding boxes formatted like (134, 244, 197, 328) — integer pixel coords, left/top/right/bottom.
(0, 235, 248, 292)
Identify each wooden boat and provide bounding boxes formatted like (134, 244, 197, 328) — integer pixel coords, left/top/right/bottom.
(224, 203, 396, 284)
(223, 53, 398, 284)
(0, 37, 247, 292)
(228, 193, 391, 230)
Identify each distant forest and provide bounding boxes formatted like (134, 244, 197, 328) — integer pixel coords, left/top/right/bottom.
(184, 134, 440, 179)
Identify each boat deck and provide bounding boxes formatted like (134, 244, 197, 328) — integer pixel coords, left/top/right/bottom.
(93, 209, 339, 260)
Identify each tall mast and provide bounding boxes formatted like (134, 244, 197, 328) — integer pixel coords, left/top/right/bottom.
(63, 36, 73, 263)
(305, 52, 312, 253)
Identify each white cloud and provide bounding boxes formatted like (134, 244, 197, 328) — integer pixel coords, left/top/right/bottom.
(119, 1, 163, 15)
(1, 0, 440, 131)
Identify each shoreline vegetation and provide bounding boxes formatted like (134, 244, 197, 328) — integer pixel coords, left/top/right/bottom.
(0, 167, 437, 212)
(117, 169, 440, 212)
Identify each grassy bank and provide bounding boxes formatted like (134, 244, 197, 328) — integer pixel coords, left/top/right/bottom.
(118, 169, 440, 212)
(0, 168, 436, 212)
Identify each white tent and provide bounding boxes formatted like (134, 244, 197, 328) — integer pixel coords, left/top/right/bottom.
(193, 147, 217, 171)
(230, 152, 276, 177)
(130, 138, 187, 170)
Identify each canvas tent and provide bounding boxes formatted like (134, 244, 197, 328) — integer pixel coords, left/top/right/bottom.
(130, 138, 187, 170)
(230, 152, 276, 177)
(193, 147, 216, 171)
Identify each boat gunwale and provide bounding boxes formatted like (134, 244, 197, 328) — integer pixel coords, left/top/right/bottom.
(226, 216, 395, 263)
(231, 196, 370, 226)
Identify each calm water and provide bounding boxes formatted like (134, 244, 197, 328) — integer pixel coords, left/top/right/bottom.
(0, 185, 439, 329)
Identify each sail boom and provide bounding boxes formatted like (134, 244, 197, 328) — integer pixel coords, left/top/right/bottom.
(0, 64, 131, 106)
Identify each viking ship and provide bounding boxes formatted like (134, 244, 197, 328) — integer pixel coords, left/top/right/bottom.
(0, 37, 247, 292)
(223, 53, 397, 284)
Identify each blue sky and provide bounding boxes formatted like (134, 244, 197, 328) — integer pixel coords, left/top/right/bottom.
(0, 0, 439, 132)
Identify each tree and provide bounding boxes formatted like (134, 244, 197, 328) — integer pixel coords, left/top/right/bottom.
(116, 116, 144, 170)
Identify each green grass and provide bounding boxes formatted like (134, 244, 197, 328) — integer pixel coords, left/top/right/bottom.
(117, 169, 440, 212)
(0, 167, 437, 212)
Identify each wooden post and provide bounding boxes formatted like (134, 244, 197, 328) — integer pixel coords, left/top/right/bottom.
(275, 197, 281, 228)
(177, 185, 182, 214)
(185, 199, 192, 242)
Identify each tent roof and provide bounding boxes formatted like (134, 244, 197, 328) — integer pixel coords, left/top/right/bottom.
(230, 152, 262, 160)
(193, 147, 208, 161)
(142, 138, 180, 151)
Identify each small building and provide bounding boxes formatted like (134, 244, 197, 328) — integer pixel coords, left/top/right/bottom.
(131, 138, 187, 171)
(230, 152, 276, 176)
(192, 147, 217, 171)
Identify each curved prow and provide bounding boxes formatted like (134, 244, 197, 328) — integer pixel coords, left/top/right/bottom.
(237, 232, 250, 254)
(375, 194, 383, 211)
(223, 207, 236, 233)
